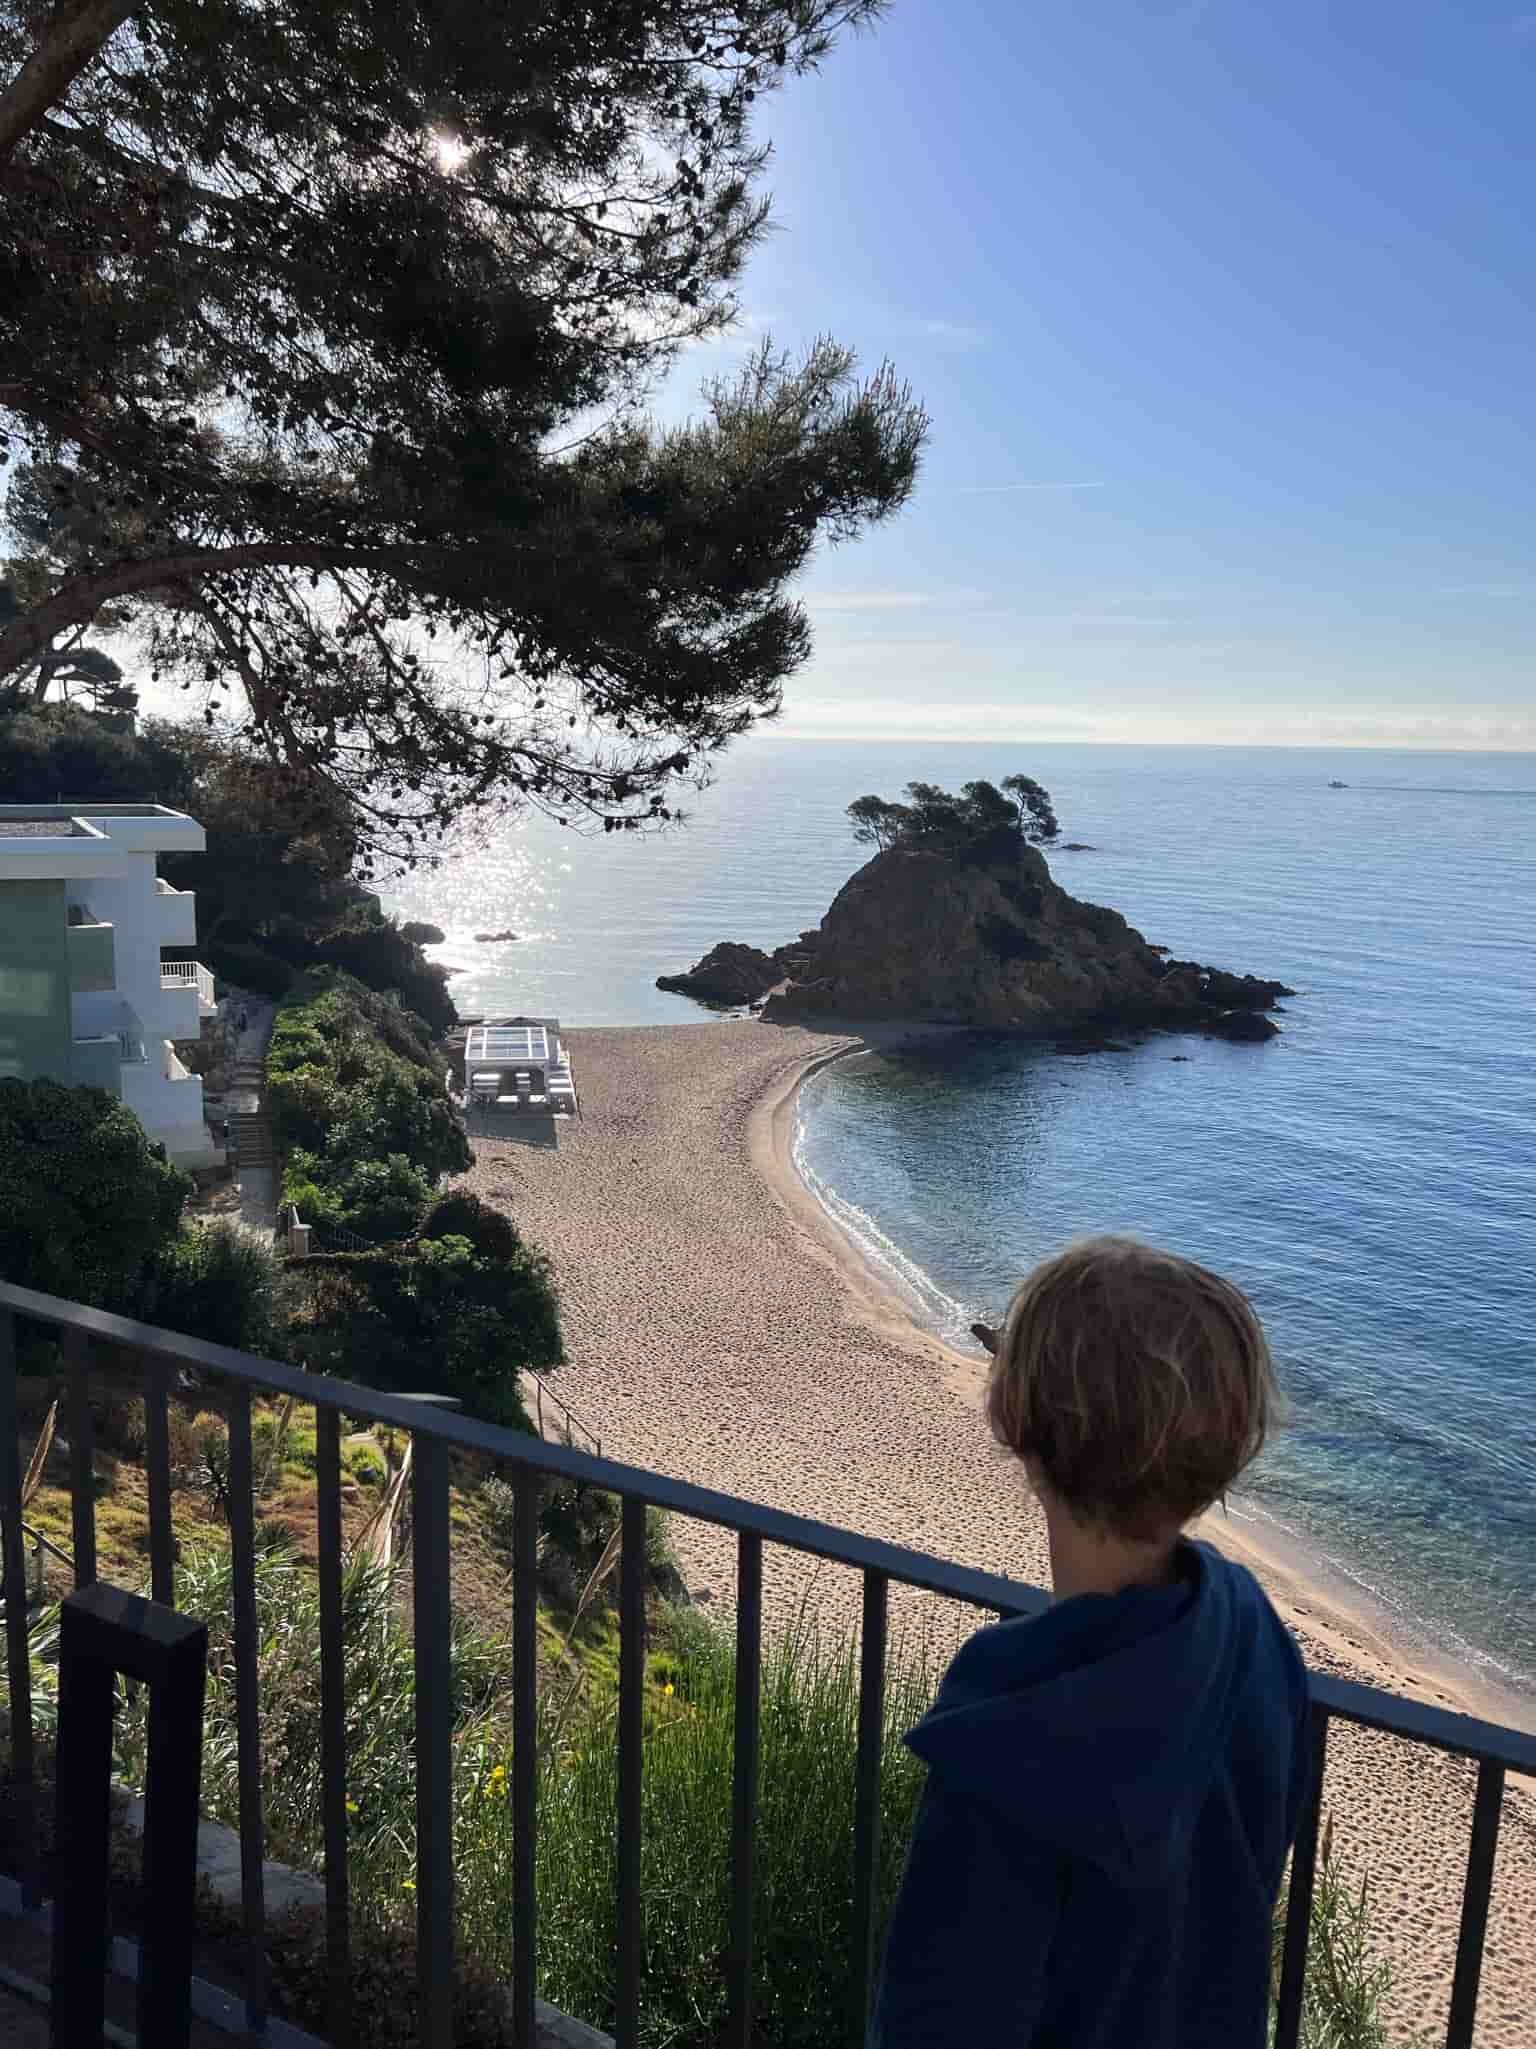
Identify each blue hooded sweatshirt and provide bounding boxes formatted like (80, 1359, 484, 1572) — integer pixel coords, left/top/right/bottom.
(870, 1541, 1310, 2049)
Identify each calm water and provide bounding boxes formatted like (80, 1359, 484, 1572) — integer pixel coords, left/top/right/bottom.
(391, 740, 1536, 1694)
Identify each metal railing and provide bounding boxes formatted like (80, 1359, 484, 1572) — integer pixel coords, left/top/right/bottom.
(161, 959, 216, 1008)
(2, 1279, 1534, 2049)
(525, 1366, 602, 1458)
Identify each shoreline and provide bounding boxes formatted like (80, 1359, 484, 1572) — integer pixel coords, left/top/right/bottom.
(756, 1028, 1536, 1738)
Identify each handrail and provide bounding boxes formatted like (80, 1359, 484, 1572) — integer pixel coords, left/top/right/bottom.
(3, 1276, 1533, 2049)
(525, 1366, 602, 1458)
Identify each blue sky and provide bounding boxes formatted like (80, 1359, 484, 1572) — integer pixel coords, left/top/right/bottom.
(666, 0, 1536, 747)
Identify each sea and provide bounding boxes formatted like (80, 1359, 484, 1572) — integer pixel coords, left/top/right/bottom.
(388, 739, 1536, 1701)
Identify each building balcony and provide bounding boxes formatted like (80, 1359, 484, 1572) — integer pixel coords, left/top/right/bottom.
(152, 876, 198, 947)
(64, 913, 115, 995)
(160, 958, 216, 1020)
(68, 1033, 124, 1091)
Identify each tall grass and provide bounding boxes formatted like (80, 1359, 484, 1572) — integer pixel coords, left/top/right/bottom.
(1272, 1821, 1393, 2049)
(12, 1544, 1398, 2048)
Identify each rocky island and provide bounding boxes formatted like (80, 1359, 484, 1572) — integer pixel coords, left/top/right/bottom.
(657, 775, 1293, 1041)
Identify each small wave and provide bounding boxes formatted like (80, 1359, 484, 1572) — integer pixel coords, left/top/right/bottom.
(1223, 1495, 1536, 1698)
(792, 1106, 983, 1348)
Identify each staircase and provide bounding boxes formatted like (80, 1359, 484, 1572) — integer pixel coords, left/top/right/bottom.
(230, 1109, 275, 1171)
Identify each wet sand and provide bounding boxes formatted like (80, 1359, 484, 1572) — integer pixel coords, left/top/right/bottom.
(462, 1020, 1536, 2043)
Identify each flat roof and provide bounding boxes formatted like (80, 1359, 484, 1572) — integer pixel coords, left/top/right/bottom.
(464, 1021, 566, 1069)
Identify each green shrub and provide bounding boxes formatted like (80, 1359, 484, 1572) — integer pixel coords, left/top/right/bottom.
(420, 1190, 525, 1264)
(267, 975, 469, 1192)
(0, 1079, 188, 1308)
(137, 1219, 283, 1352)
(286, 1233, 560, 1427)
(308, 916, 457, 1038)
(320, 1155, 435, 1244)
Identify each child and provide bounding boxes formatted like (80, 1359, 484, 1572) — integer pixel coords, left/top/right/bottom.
(871, 1236, 1310, 2049)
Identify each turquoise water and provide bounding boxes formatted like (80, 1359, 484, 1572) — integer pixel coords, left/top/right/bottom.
(391, 739, 1536, 1694)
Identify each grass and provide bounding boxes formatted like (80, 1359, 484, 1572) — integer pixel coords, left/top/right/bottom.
(1272, 1820, 1394, 2049)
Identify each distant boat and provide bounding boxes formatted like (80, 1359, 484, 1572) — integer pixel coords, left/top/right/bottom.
(1328, 779, 1348, 789)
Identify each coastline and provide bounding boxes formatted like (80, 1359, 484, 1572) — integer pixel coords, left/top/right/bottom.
(463, 1019, 1536, 2042)
(757, 1030, 1536, 1737)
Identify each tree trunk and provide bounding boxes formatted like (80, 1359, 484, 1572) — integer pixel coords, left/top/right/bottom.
(0, 0, 136, 163)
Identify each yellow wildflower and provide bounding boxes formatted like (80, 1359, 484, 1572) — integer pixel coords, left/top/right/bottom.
(403, 1879, 416, 1894)
(345, 1800, 359, 1817)
(662, 1683, 675, 1697)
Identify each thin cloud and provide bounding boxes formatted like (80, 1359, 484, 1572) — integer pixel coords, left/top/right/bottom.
(805, 587, 990, 613)
(948, 481, 1106, 496)
(1436, 582, 1534, 598)
(777, 697, 1105, 739)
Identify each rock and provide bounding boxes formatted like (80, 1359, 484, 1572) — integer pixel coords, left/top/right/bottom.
(1061, 841, 1097, 851)
(400, 920, 446, 945)
(1205, 1009, 1280, 1041)
(474, 928, 519, 943)
(656, 941, 782, 1007)
(1165, 961, 1295, 1008)
(748, 840, 1287, 1044)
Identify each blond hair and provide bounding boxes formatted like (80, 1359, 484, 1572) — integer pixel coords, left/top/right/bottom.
(985, 1236, 1276, 1542)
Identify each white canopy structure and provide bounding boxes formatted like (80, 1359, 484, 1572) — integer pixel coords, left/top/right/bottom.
(462, 1016, 578, 1116)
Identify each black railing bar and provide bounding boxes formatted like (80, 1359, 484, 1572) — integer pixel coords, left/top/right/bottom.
(726, 1532, 763, 2049)
(615, 1495, 648, 2049)
(511, 1478, 540, 2049)
(63, 1326, 96, 1589)
(226, 1386, 269, 2037)
(315, 1408, 352, 2049)
(8, 1282, 1535, 1773)
(0, 1283, 1050, 1623)
(412, 1435, 455, 2049)
(144, 1357, 174, 1608)
(18, 1520, 74, 1570)
(1309, 1672, 1536, 1779)
(0, 1312, 39, 1910)
(849, 1570, 889, 2049)
(1444, 1758, 1505, 2049)
(1273, 1703, 1329, 2049)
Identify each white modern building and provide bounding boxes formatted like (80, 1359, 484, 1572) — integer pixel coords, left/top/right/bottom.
(0, 803, 223, 1169)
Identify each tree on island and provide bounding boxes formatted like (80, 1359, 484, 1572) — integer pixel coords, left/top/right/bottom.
(848, 774, 1060, 854)
(0, 1, 927, 864)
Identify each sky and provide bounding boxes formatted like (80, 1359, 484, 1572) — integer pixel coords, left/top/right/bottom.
(659, 0, 1536, 748)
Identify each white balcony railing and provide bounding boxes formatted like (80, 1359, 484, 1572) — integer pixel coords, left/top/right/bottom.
(160, 960, 215, 1010)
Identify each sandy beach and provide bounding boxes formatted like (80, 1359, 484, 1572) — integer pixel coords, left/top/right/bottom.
(463, 1019, 1536, 2043)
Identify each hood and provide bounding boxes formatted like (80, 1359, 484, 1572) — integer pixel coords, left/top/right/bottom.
(907, 1541, 1261, 1888)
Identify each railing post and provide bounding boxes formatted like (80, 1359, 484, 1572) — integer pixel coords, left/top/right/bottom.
(413, 1434, 455, 2049)
(316, 1406, 353, 2049)
(63, 1328, 96, 1588)
(615, 1495, 647, 2049)
(511, 1477, 540, 2049)
(726, 1532, 764, 2049)
(0, 1309, 40, 1909)
(1445, 1759, 1506, 2049)
(49, 1583, 206, 2049)
(1274, 1704, 1330, 2049)
(849, 1571, 889, 2048)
